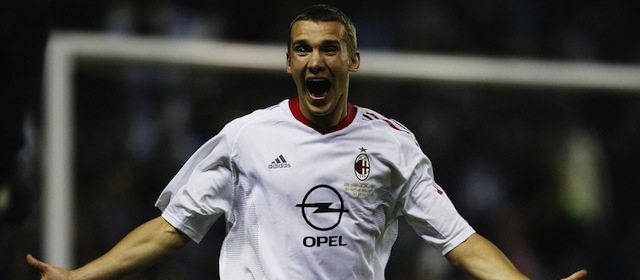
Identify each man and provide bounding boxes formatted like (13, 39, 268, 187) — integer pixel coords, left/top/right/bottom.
(27, 4, 587, 279)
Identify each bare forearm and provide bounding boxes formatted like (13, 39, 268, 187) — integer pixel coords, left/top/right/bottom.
(71, 216, 189, 280)
(446, 233, 529, 280)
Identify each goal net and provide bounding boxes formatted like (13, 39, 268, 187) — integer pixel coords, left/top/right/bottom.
(43, 31, 640, 269)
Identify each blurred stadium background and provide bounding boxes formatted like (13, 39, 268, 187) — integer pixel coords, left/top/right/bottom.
(1, 0, 639, 279)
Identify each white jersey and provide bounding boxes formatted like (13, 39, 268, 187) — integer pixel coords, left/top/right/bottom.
(156, 98, 474, 280)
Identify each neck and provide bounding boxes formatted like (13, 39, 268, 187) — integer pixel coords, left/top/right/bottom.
(289, 98, 356, 134)
(308, 106, 347, 128)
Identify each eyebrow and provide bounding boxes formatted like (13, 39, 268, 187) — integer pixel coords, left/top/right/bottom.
(291, 39, 341, 46)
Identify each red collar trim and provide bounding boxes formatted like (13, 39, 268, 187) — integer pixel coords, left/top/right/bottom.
(289, 97, 356, 134)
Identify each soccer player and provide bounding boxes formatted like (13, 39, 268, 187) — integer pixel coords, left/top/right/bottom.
(27, 4, 587, 280)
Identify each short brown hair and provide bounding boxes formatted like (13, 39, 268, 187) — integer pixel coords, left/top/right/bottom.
(287, 4, 358, 55)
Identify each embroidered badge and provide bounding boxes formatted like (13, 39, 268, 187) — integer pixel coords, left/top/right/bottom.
(354, 147, 370, 181)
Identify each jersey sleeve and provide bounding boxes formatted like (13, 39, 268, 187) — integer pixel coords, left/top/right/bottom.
(155, 126, 236, 243)
(396, 129, 475, 255)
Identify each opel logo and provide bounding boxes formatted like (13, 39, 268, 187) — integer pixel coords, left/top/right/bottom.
(295, 185, 349, 231)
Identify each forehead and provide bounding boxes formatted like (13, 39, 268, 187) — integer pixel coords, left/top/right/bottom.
(290, 20, 346, 44)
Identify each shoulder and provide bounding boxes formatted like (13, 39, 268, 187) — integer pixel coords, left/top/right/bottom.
(223, 100, 289, 134)
(356, 106, 420, 148)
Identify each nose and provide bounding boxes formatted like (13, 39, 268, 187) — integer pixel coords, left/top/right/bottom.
(308, 50, 325, 74)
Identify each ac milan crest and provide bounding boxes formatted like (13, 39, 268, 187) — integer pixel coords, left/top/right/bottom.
(354, 147, 370, 181)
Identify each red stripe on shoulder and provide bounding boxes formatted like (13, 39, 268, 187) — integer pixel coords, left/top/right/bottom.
(363, 111, 408, 133)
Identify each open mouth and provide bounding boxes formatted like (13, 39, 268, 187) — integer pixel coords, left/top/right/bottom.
(306, 79, 331, 99)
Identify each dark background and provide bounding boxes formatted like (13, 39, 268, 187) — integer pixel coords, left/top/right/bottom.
(2, 0, 639, 279)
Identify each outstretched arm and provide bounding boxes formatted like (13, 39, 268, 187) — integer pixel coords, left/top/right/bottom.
(446, 233, 587, 280)
(446, 233, 529, 280)
(27, 216, 190, 280)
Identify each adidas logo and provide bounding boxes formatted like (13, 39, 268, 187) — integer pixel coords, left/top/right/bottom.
(268, 155, 291, 169)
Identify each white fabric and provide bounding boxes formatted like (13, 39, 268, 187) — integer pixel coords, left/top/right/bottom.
(155, 99, 474, 280)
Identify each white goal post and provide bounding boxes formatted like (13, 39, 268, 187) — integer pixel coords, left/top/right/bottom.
(43, 31, 640, 269)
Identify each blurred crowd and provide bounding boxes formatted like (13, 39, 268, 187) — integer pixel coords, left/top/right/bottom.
(1, 0, 639, 279)
(42, 0, 639, 63)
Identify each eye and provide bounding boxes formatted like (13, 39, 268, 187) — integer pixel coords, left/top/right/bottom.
(294, 45, 310, 55)
(323, 45, 339, 55)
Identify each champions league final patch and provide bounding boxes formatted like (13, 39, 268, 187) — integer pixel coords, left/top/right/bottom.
(354, 147, 370, 181)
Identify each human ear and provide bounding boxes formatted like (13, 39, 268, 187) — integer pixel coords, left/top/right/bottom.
(349, 51, 360, 72)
